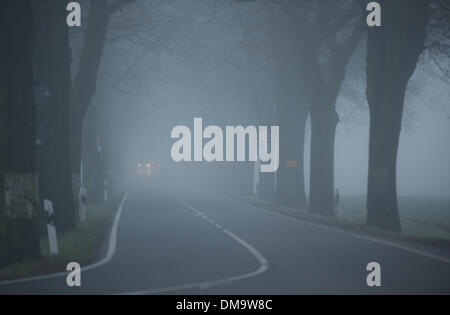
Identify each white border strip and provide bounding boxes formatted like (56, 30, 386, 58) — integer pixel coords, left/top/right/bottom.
(0, 190, 130, 286)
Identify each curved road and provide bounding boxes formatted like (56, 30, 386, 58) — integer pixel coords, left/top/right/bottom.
(1, 184, 449, 294)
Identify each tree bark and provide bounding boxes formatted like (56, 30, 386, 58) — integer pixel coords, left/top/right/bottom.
(293, 111, 308, 207)
(33, 0, 76, 233)
(0, 0, 40, 266)
(70, 0, 110, 194)
(276, 109, 308, 207)
(366, 0, 430, 232)
(366, 99, 403, 232)
(275, 53, 309, 207)
(0, 64, 5, 265)
(300, 20, 363, 216)
(70, 0, 136, 200)
(309, 105, 339, 215)
(301, 49, 342, 216)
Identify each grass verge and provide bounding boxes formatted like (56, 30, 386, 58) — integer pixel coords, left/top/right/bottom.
(0, 197, 120, 282)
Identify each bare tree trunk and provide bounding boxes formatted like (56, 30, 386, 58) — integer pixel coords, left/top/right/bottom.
(33, 0, 76, 233)
(256, 120, 275, 201)
(276, 109, 308, 207)
(70, 0, 136, 200)
(0, 69, 6, 265)
(274, 50, 309, 207)
(82, 108, 98, 202)
(309, 105, 338, 216)
(70, 0, 109, 197)
(301, 52, 342, 216)
(366, 98, 403, 231)
(301, 21, 363, 216)
(0, 0, 40, 266)
(294, 111, 308, 207)
(366, 0, 430, 232)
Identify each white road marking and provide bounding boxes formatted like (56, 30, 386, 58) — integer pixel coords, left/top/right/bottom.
(121, 193, 269, 295)
(83, 190, 129, 271)
(0, 190, 130, 286)
(223, 229, 268, 266)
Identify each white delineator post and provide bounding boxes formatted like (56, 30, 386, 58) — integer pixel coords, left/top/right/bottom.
(43, 199, 59, 255)
(104, 180, 108, 202)
(78, 187, 87, 222)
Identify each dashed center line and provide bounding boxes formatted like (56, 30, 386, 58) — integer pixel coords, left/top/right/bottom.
(120, 192, 270, 295)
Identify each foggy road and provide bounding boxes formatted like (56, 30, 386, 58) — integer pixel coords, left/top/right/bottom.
(1, 184, 449, 295)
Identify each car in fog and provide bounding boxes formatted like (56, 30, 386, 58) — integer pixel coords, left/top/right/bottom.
(136, 161, 161, 177)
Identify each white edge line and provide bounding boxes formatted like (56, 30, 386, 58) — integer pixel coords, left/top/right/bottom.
(225, 195, 450, 265)
(121, 193, 269, 295)
(0, 189, 130, 286)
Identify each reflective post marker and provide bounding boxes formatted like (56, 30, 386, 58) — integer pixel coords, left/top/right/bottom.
(78, 187, 87, 222)
(104, 180, 108, 202)
(43, 199, 59, 255)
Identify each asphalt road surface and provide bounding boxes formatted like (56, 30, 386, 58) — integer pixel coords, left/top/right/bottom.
(1, 183, 449, 294)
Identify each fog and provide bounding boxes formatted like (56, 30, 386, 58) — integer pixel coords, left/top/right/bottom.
(78, 0, 450, 198)
(334, 67, 450, 196)
(1, 0, 449, 295)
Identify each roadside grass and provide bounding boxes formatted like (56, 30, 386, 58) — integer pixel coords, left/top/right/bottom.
(340, 195, 450, 244)
(0, 199, 118, 282)
(232, 194, 450, 247)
